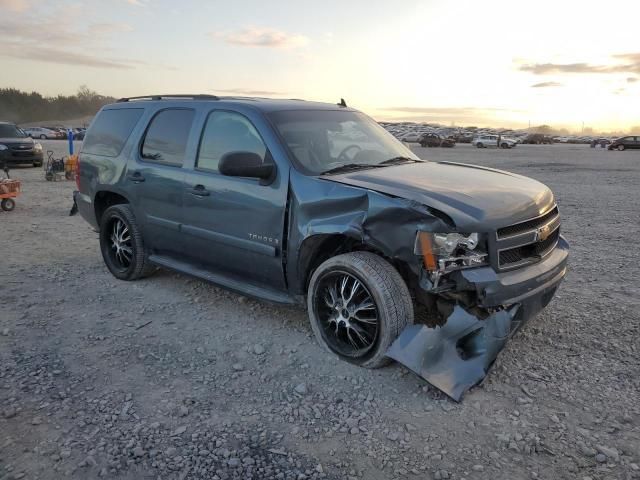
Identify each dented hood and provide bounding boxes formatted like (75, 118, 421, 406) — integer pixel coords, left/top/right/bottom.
(325, 161, 555, 230)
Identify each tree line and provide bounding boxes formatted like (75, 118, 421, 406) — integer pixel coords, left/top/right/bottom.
(0, 86, 115, 125)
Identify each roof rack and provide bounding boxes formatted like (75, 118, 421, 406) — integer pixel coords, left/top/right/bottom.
(116, 94, 220, 103)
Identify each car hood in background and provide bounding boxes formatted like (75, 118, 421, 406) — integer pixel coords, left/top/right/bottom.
(324, 161, 555, 230)
(0, 137, 34, 145)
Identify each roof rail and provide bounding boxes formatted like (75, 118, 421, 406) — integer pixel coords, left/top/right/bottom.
(116, 94, 220, 103)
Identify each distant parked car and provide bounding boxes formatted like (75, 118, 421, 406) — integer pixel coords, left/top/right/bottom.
(472, 134, 517, 149)
(0, 122, 44, 167)
(43, 127, 68, 139)
(419, 133, 455, 148)
(70, 128, 86, 140)
(400, 132, 421, 143)
(522, 134, 554, 145)
(22, 126, 62, 139)
(454, 134, 474, 143)
(608, 136, 639, 151)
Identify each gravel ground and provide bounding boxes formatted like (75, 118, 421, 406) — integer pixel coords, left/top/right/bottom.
(1, 141, 639, 480)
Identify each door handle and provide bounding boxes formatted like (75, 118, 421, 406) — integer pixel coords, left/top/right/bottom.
(127, 171, 145, 183)
(189, 185, 210, 197)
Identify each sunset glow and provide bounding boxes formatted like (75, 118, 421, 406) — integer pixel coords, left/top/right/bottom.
(0, 0, 638, 131)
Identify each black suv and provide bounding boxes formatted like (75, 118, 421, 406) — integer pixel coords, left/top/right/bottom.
(72, 95, 569, 400)
(418, 133, 455, 148)
(608, 135, 639, 151)
(0, 122, 44, 167)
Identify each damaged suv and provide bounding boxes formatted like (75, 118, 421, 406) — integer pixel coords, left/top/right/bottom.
(73, 95, 568, 400)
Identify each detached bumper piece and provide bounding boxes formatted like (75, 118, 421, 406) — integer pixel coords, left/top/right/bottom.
(387, 305, 515, 401)
(70, 190, 79, 216)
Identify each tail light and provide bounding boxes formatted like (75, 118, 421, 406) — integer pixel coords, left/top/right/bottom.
(75, 155, 81, 190)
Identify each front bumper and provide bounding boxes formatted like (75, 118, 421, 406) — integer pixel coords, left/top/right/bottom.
(2, 150, 43, 165)
(387, 235, 569, 401)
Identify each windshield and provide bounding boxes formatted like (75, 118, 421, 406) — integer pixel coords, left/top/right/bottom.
(269, 110, 420, 175)
(0, 124, 26, 138)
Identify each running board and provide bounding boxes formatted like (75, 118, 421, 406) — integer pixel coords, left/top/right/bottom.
(148, 255, 296, 305)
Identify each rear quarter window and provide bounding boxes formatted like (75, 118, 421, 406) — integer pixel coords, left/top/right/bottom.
(83, 108, 144, 157)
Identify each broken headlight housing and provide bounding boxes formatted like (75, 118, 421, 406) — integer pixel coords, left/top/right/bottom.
(414, 231, 488, 276)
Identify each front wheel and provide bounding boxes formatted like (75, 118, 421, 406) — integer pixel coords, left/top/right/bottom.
(39, 134, 46, 139)
(1, 198, 16, 211)
(99, 204, 155, 280)
(618, 144, 625, 151)
(476, 142, 484, 148)
(307, 252, 413, 368)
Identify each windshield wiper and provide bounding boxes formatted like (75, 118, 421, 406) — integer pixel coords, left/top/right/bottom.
(378, 156, 422, 165)
(320, 163, 385, 175)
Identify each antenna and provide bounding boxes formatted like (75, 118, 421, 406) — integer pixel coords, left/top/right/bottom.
(338, 98, 347, 108)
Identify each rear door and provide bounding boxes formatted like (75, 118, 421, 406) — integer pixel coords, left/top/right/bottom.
(126, 108, 197, 258)
(181, 109, 288, 290)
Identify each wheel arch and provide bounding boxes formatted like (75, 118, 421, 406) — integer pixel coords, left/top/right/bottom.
(94, 190, 130, 228)
(295, 233, 411, 296)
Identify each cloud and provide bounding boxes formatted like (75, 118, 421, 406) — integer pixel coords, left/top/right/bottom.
(2, 42, 135, 69)
(216, 88, 286, 96)
(531, 81, 563, 88)
(123, 0, 147, 5)
(212, 27, 309, 48)
(519, 52, 640, 76)
(90, 22, 134, 36)
(0, 13, 173, 71)
(627, 77, 638, 83)
(377, 106, 524, 126)
(380, 106, 521, 114)
(0, 0, 29, 12)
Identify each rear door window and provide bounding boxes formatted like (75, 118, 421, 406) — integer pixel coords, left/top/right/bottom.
(141, 109, 195, 167)
(83, 108, 144, 157)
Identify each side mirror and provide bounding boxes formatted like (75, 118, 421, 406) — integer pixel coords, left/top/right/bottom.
(219, 151, 275, 180)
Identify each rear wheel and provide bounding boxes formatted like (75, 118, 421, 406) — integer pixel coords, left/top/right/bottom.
(501, 143, 509, 148)
(99, 204, 155, 280)
(39, 134, 46, 139)
(1, 198, 15, 211)
(307, 252, 413, 368)
(618, 144, 625, 151)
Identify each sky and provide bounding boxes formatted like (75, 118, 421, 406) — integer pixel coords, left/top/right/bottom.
(0, 0, 639, 131)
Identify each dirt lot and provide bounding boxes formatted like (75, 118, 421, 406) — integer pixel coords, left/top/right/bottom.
(1, 142, 639, 480)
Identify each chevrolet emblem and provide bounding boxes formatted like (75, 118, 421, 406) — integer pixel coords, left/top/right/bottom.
(537, 224, 551, 242)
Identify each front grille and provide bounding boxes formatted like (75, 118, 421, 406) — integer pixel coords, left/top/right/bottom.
(499, 228, 560, 267)
(11, 151, 33, 157)
(497, 206, 559, 239)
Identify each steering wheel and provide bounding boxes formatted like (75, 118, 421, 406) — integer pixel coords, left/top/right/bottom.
(337, 144, 362, 163)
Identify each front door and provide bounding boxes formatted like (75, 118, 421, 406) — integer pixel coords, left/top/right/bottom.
(181, 110, 288, 291)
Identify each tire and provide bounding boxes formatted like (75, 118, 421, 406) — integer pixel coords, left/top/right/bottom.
(99, 204, 155, 280)
(476, 142, 484, 148)
(307, 251, 413, 368)
(33, 161, 43, 168)
(39, 134, 46, 139)
(501, 143, 509, 149)
(1, 198, 15, 211)
(618, 145, 625, 151)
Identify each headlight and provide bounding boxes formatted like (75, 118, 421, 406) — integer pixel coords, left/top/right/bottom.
(0, 144, 7, 151)
(414, 231, 488, 276)
(34, 143, 42, 151)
